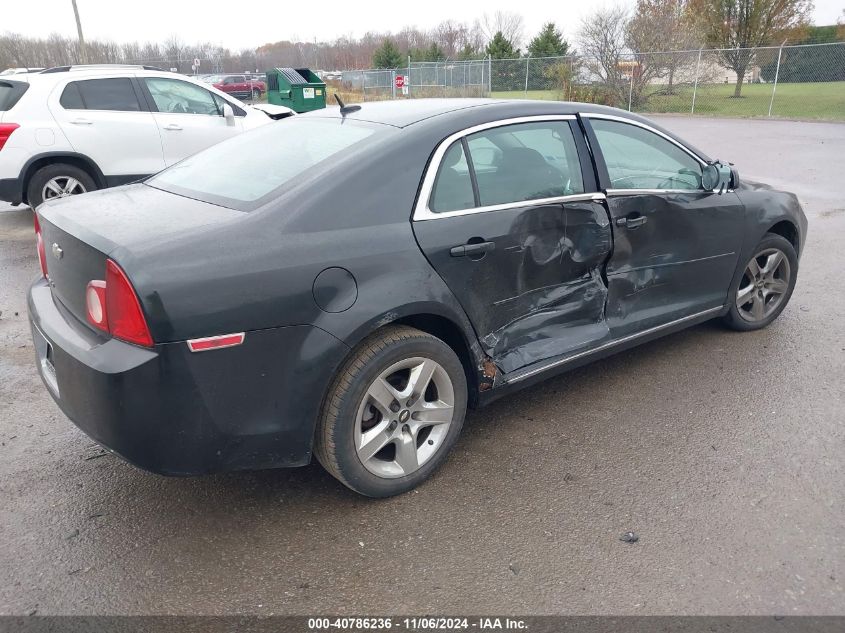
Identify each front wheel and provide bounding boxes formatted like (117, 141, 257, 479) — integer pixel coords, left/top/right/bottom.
(723, 233, 798, 331)
(314, 326, 467, 497)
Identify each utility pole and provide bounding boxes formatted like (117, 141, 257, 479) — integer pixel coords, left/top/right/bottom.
(71, 0, 88, 64)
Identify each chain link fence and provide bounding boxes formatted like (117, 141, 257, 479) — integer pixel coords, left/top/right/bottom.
(334, 42, 844, 121)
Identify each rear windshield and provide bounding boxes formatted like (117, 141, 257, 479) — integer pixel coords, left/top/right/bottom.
(0, 80, 28, 111)
(148, 117, 384, 211)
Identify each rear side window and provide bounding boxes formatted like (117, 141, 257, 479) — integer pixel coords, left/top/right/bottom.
(60, 78, 142, 112)
(467, 121, 584, 206)
(148, 118, 384, 211)
(0, 80, 29, 111)
(430, 141, 475, 213)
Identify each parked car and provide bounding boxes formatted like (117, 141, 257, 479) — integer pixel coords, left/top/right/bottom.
(0, 65, 293, 208)
(28, 99, 806, 497)
(212, 74, 266, 100)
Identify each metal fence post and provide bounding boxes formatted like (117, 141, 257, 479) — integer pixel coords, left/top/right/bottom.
(524, 54, 530, 96)
(627, 56, 634, 111)
(392, 70, 396, 99)
(488, 54, 492, 96)
(691, 48, 702, 114)
(768, 41, 786, 117)
(407, 56, 411, 98)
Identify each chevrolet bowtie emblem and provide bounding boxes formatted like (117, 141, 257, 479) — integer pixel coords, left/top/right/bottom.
(51, 243, 63, 259)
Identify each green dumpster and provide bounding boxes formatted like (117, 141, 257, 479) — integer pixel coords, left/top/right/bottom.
(265, 68, 326, 113)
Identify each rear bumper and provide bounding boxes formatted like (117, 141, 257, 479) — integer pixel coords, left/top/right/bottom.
(0, 177, 22, 204)
(28, 278, 350, 475)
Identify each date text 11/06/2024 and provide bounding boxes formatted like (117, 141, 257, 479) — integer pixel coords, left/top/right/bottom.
(307, 617, 528, 630)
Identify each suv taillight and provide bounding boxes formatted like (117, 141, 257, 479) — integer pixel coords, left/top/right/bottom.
(85, 259, 154, 347)
(0, 123, 19, 151)
(33, 214, 48, 278)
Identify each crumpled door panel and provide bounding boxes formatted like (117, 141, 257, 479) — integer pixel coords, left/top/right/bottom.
(482, 201, 612, 373)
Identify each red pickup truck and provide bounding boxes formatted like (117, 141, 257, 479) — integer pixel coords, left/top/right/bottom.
(211, 75, 266, 100)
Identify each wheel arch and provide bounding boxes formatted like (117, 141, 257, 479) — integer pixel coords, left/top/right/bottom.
(20, 151, 106, 204)
(767, 219, 800, 255)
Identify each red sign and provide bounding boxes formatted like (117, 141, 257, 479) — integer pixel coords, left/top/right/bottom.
(395, 75, 405, 89)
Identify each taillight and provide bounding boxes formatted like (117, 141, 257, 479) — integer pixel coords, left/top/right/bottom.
(0, 123, 18, 151)
(84, 259, 154, 347)
(33, 214, 48, 278)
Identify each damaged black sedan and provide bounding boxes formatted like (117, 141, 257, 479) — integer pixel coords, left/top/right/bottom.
(29, 99, 807, 497)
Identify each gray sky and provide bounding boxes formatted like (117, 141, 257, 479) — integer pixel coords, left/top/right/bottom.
(6, 0, 844, 50)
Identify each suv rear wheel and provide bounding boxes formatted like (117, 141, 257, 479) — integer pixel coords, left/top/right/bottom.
(27, 163, 97, 208)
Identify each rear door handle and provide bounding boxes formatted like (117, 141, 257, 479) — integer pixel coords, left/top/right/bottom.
(70, 118, 92, 125)
(616, 215, 648, 228)
(163, 124, 183, 131)
(450, 241, 495, 257)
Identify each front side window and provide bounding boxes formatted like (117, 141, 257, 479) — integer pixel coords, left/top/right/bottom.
(60, 78, 142, 111)
(144, 78, 220, 116)
(591, 119, 703, 190)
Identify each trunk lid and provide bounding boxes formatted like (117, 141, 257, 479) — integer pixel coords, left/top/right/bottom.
(37, 183, 245, 332)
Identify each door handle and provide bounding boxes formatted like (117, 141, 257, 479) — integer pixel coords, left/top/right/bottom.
(616, 215, 648, 229)
(163, 124, 183, 131)
(450, 241, 495, 257)
(70, 118, 92, 125)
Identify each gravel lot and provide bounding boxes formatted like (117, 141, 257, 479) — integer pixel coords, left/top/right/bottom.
(0, 116, 842, 616)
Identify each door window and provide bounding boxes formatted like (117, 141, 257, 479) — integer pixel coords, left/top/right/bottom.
(144, 78, 220, 116)
(466, 121, 584, 206)
(430, 141, 475, 213)
(60, 78, 142, 111)
(591, 119, 703, 190)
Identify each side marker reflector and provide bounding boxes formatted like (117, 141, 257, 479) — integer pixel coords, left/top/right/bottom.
(187, 332, 245, 353)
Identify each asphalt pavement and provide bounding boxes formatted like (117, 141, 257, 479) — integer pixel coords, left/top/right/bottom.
(0, 116, 842, 615)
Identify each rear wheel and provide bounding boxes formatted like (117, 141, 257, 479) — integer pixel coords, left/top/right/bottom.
(315, 326, 467, 497)
(27, 163, 97, 208)
(723, 233, 798, 331)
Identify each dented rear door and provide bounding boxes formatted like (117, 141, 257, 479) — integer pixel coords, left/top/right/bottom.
(413, 117, 613, 375)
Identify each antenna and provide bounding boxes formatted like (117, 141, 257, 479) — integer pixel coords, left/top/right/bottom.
(335, 93, 361, 116)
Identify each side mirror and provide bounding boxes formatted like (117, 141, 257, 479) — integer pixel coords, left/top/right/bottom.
(702, 160, 733, 194)
(222, 103, 235, 126)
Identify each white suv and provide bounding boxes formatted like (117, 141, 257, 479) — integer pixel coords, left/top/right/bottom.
(0, 65, 293, 208)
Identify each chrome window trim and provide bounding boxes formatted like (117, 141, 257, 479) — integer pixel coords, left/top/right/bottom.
(413, 114, 587, 222)
(506, 305, 724, 384)
(606, 188, 709, 196)
(581, 112, 708, 166)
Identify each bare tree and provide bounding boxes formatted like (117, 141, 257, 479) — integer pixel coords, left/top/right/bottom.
(626, 0, 701, 93)
(693, 0, 813, 97)
(481, 11, 525, 49)
(578, 6, 630, 107)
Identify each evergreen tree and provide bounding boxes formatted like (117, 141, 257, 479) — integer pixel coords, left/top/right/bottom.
(372, 39, 403, 68)
(486, 31, 519, 59)
(527, 22, 570, 57)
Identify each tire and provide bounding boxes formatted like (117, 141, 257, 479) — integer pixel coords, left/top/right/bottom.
(27, 163, 97, 208)
(315, 325, 468, 497)
(722, 232, 798, 331)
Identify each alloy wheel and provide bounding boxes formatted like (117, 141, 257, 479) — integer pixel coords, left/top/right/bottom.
(354, 356, 455, 479)
(736, 247, 791, 322)
(42, 176, 87, 201)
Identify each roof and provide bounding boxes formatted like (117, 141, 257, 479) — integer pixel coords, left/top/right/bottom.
(298, 98, 712, 160)
(301, 98, 505, 128)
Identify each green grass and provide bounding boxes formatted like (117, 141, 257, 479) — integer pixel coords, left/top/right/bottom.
(491, 81, 845, 121)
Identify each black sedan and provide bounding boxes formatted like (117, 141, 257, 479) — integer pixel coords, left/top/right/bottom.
(28, 99, 807, 497)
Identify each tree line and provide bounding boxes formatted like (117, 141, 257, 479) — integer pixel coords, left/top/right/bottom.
(2, 0, 837, 101)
